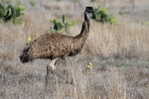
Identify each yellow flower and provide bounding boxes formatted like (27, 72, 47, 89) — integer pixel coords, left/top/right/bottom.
(27, 36, 32, 43)
(86, 62, 94, 70)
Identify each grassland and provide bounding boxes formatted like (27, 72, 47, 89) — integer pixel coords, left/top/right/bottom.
(0, 0, 149, 99)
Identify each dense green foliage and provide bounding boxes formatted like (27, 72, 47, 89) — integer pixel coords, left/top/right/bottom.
(50, 15, 76, 33)
(0, 3, 25, 23)
(92, 7, 118, 24)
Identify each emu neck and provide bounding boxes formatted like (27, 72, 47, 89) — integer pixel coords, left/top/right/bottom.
(75, 13, 90, 41)
(72, 13, 90, 51)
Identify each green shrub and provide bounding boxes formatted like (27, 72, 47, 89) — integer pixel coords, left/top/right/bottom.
(0, 3, 25, 24)
(51, 18, 64, 32)
(50, 15, 76, 33)
(0, 3, 5, 18)
(92, 7, 118, 24)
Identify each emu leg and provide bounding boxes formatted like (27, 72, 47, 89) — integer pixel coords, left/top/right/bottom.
(49, 58, 58, 70)
(45, 58, 58, 89)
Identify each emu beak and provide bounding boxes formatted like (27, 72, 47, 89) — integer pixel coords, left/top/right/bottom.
(19, 54, 30, 63)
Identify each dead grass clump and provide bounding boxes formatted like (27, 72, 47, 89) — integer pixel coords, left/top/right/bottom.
(0, 52, 14, 61)
(47, 62, 146, 99)
(104, 67, 127, 99)
(84, 20, 149, 59)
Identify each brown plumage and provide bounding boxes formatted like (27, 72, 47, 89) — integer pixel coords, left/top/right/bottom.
(19, 7, 94, 65)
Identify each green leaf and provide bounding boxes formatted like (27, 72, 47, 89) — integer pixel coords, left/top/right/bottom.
(50, 15, 76, 33)
(92, 7, 118, 24)
(0, 3, 25, 23)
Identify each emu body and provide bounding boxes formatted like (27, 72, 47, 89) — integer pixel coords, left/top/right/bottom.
(22, 33, 86, 61)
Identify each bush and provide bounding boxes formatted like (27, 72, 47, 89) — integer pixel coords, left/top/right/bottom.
(92, 7, 118, 24)
(50, 15, 76, 33)
(51, 18, 64, 32)
(0, 3, 25, 24)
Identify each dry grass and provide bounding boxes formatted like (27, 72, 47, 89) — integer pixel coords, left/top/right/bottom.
(83, 21, 149, 59)
(44, 60, 149, 99)
(0, 0, 149, 99)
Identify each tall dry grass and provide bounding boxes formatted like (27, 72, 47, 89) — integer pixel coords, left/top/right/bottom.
(83, 20, 149, 59)
(46, 62, 146, 99)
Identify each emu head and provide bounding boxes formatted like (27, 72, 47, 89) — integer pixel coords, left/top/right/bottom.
(84, 6, 94, 20)
(19, 44, 32, 63)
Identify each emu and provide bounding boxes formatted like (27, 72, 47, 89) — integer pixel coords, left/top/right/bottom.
(19, 7, 94, 70)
